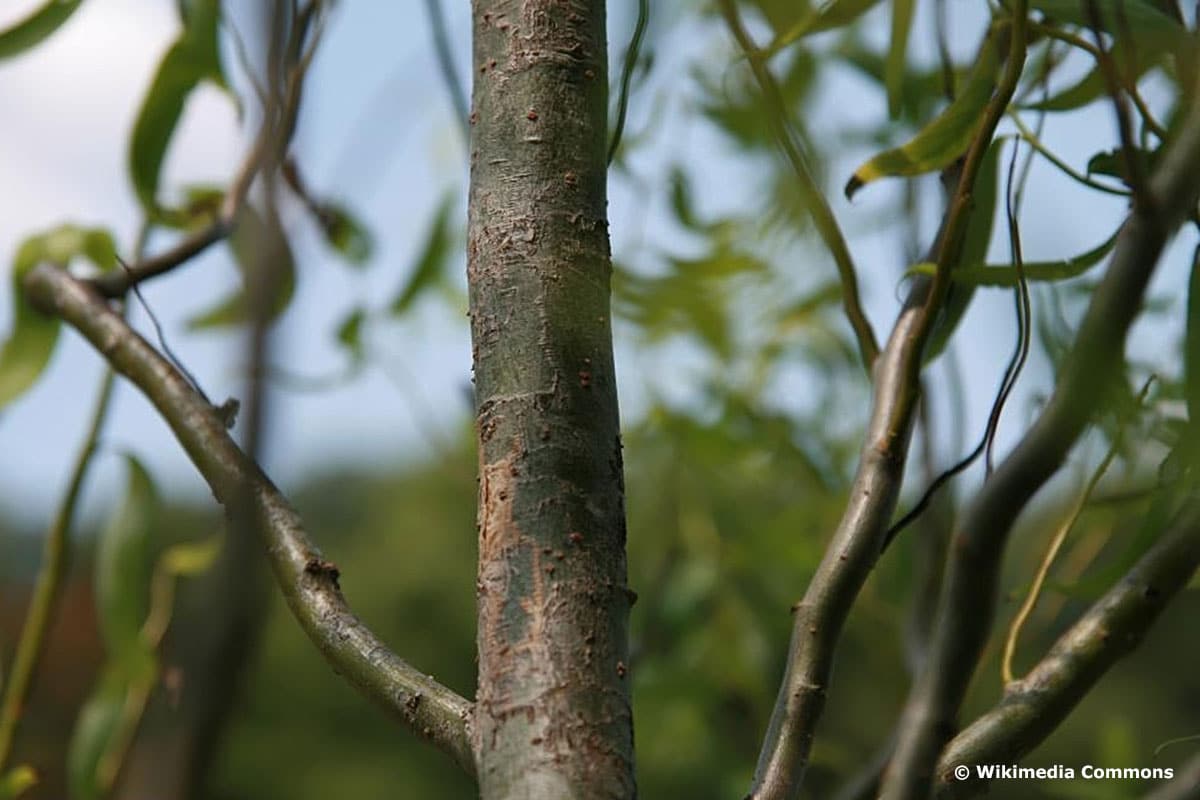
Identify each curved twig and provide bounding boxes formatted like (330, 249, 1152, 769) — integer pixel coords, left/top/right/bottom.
(22, 265, 476, 776)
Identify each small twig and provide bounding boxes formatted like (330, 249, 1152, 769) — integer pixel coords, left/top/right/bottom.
(1000, 375, 1154, 684)
(717, 0, 880, 372)
(1010, 112, 1132, 196)
(607, 0, 649, 164)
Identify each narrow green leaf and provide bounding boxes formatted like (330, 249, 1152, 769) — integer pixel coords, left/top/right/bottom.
(1086, 146, 1162, 185)
(336, 308, 367, 362)
(765, 0, 884, 56)
(128, 0, 226, 214)
(95, 455, 158, 682)
(1186, 246, 1200, 426)
(911, 230, 1119, 287)
(0, 225, 116, 408)
(0, 766, 37, 799)
(922, 137, 1004, 363)
(390, 193, 456, 316)
(886, 0, 916, 120)
(0, 0, 84, 61)
(845, 24, 1004, 199)
(66, 674, 125, 800)
(187, 204, 296, 329)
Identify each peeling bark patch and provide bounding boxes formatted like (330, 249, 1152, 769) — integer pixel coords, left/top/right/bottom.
(303, 557, 341, 590)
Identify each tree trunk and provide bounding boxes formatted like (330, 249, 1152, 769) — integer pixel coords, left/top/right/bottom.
(467, 2, 635, 798)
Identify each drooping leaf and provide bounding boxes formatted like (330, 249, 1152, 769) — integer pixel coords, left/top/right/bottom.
(390, 193, 456, 316)
(0, 766, 37, 800)
(66, 673, 125, 800)
(765, 0, 884, 56)
(911, 230, 1119, 287)
(187, 204, 296, 329)
(886, 0, 916, 119)
(0, 0, 84, 61)
(95, 455, 158, 683)
(845, 24, 1004, 199)
(0, 225, 117, 409)
(922, 137, 1004, 363)
(128, 0, 227, 215)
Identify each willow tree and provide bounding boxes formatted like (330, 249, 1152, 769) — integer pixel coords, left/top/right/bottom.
(3, 1, 1200, 799)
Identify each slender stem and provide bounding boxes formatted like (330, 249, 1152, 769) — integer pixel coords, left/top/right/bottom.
(22, 265, 476, 775)
(880, 76, 1200, 800)
(717, 0, 880, 372)
(1009, 112, 1131, 196)
(607, 0, 649, 164)
(1140, 751, 1200, 800)
(0, 367, 117, 770)
(999, 377, 1150, 684)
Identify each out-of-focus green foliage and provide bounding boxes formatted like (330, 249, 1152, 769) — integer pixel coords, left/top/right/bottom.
(0, 225, 116, 409)
(0, 0, 84, 61)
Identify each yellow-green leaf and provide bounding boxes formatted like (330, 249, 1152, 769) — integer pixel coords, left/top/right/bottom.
(845, 24, 1004, 199)
(159, 532, 223, 577)
(0, 225, 116, 409)
(67, 673, 125, 800)
(0, 766, 37, 799)
(0, 0, 84, 60)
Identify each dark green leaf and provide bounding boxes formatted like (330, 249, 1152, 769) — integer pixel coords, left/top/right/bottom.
(845, 24, 1004, 199)
(1086, 146, 1162, 185)
(336, 308, 367, 362)
(1031, 0, 1189, 52)
(390, 193, 456, 315)
(886, 0, 916, 119)
(128, 0, 227, 214)
(0, 0, 83, 61)
(321, 205, 374, 265)
(187, 204, 296, 329)
(0, 225, 117, 408)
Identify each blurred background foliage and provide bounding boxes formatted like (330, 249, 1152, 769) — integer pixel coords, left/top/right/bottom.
(1, 0, 1199, 798)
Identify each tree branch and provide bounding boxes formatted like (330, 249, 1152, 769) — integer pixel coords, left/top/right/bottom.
(932, 500, 1200, 799)
(21, 264, 476, 776)
(879, 82, 1200, 800)
(746, 10, 1029, 798)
